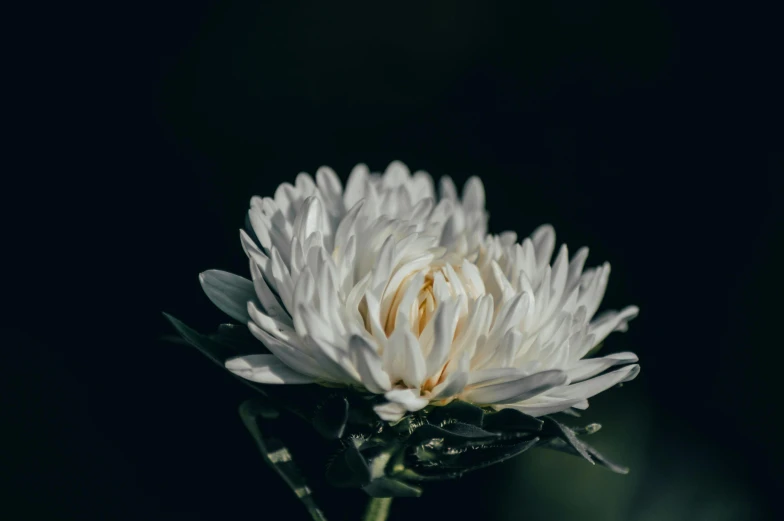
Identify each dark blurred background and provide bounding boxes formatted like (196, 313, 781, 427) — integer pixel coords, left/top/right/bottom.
(6, 0, 782, 520)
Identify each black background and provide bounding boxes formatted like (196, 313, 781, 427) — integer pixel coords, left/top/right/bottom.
(6, 1, 782, 520)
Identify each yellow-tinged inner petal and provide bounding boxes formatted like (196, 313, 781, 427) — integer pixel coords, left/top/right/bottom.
(363, 261, 482, 394)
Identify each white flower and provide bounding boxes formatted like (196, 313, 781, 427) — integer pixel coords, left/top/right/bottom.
(201, 161, 640, 422)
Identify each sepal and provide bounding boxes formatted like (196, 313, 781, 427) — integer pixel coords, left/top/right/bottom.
(425, 401, 485, 427)
(482, 408, 544, 433)
(542, 417, 594, 462)
(409, 422, 500, 446)
(540, 417, 628, 474)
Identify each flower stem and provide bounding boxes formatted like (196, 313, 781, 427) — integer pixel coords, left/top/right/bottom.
(362, 497, 393, 521)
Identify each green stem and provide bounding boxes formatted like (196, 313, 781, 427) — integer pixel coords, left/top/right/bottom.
(362, 497, 393, 521)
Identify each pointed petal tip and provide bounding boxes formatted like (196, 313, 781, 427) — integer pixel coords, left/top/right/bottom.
(623, 364, 641, 382)
(532, 223, 555, 242)
(386, 159, 409, 170)
(612, 351, 639, 363)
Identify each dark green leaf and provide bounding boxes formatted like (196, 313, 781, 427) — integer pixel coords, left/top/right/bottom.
(410, 423, 499, 446)
(543, 417, 593, 464)
(363, 476, 422, 498)
(441, 422, 499, 438)
(412, 436, 540, 478)
(584, 443, 629, 474)
(449, 436, 540, 469)
(544, 438, 629, 474)
(326, 442, 371, 488)
(482, 408, 544, 433)
(426, 401, 485, 427)
(162, 313, 236, 366)
(313, 395, 349, 440)
(238, 400, 327, 521)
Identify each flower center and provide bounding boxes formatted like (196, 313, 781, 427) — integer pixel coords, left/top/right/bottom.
(358, 259, 487, 393)
(382, 267, 444, 338)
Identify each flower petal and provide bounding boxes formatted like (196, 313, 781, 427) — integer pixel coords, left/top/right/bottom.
(292, 196, 325, 245)
(426, 299, 461, 376)
(349, 335, 392, 394)
(464, 369, 568, 405)
(466, 367, 525, 387)
(268, 247, 295, 311)
(373, 401, 407, 422)
(462, 176, 485, 212)
(430, 354, 471, 400)
(566, 351, 639, 382)
(504, 397, 588, 417)
(249, 259, 290, 322)
(439, 176, 458, 201)
(473, 292, 530, 369)
(585, 306, 640, 353)
(548, 364, 640, 401)
(315, 166, 344, 217)
(225, 354, 315, 384)
(246, 322, 324, 378)
(531, 224, 556, 269)
(344, 163, 370, 209)
(566, 247, 589, 287)
(384, 326, 427, 389)
(199, 270, 256, 323)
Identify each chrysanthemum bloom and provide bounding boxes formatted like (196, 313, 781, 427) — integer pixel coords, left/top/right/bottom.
(201, 161, 639, 422)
